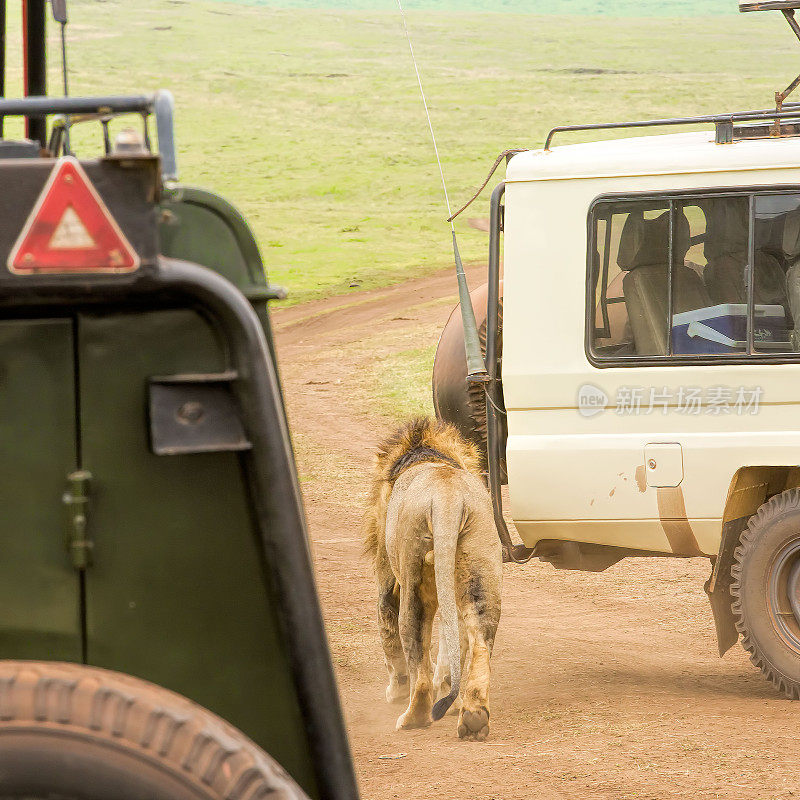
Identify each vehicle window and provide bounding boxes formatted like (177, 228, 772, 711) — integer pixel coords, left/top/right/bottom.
(672, 196, 750, 356)
(754, 194, 798, 353)
(592, 201, 668, 357)
(589, 192, 798, 360)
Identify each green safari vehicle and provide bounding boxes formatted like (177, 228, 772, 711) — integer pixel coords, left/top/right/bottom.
(0, 4, 358, 799)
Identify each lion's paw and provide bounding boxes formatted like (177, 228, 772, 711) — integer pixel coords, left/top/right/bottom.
(385, 676, 410, 705)
(457, 707, 489, 742)
(396, 707, 432, 730)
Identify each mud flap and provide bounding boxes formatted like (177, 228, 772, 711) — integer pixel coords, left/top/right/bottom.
(706, 516, 749, 657)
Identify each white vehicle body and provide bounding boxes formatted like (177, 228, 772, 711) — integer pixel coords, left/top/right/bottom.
(503, 131, 800, 557)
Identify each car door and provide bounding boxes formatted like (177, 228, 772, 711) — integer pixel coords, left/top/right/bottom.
(0, 318, 82, 661)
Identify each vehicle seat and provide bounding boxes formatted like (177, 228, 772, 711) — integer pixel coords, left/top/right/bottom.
(620, 210, 711, 355)
(704, 202, 787, 307)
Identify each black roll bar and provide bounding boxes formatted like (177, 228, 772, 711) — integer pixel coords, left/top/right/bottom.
(0, 3, 5, 138)
(154, 90, 177, 181)
(0, 259, 359, 800)
(23, 0, 46, 146)
(2, 92, 179, 182)
(0, 94, 153, 116)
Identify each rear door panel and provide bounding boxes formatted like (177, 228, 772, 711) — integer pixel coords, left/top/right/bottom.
(0, 318, 81, 660)
(78, 309, 315, 794)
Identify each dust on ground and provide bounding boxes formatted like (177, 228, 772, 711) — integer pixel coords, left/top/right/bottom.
(273, 267, 799, 800)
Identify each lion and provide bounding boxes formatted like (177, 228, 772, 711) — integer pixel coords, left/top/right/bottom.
(363, 417, 502, 741)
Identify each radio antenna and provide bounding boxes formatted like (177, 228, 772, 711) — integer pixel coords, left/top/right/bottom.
(396, 0, 452, 227)
(395, 0, 488, 382)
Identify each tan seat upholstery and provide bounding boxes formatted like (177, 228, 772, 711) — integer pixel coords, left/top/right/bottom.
(704, 201, 787, 307)
(620, 211, 711, 355)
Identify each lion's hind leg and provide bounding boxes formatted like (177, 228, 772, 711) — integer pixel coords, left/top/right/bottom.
(396, 562, 437, 730)
(375, 553, 409, 705)
(456, 567, 501, 742)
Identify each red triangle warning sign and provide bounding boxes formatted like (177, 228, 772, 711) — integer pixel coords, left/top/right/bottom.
(8, 157, 140, 275)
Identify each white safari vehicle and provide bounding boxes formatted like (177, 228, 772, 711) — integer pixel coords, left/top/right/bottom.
(433, 0, 800, 700)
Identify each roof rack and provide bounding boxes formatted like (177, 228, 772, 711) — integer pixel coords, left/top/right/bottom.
(544, 105, 800, 150)
(740, 2, 800, 14)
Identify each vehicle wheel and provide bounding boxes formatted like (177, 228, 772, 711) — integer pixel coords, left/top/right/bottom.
(731, 489, 800, 699)
(0, 661, 308, 800)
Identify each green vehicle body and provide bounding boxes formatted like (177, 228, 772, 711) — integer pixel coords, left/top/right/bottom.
(0, 6, 357, 800)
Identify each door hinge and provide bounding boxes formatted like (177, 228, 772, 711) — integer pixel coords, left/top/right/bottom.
(63, 470, 93, 569)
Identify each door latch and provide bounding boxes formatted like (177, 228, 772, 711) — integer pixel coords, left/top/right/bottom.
(63, 470, 93, 569)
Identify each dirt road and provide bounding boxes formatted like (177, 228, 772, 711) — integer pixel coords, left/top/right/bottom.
(273, 268, 800, 800)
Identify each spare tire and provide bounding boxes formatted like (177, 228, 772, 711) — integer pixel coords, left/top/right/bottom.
(0, 661, 308, 800)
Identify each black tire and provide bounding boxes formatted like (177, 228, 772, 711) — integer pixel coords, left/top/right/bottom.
(468, 305, 507, 483)
(731, 489, 800, 699)
(0, 661, 309, 800)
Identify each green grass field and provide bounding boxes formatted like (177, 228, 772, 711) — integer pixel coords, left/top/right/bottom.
(9, 0, 796, 303)
(223, 0, 735, 13)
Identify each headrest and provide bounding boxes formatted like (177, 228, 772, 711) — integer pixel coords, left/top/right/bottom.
(704, 200, 748, 260)
(783, 213, 800, 259)
(617, 210, 690, 271)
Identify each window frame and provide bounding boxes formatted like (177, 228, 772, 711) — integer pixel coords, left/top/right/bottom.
(585, 184, 800, 368)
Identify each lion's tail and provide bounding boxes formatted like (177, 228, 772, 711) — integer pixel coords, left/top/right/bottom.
(431, 496, 463, 722)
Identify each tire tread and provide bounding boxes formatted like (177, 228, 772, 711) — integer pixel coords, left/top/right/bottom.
(731, 488, 800, 700)
(0, 660, 307, 799)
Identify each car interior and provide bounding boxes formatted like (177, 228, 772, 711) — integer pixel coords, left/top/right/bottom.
(592, 194, 800, 358)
